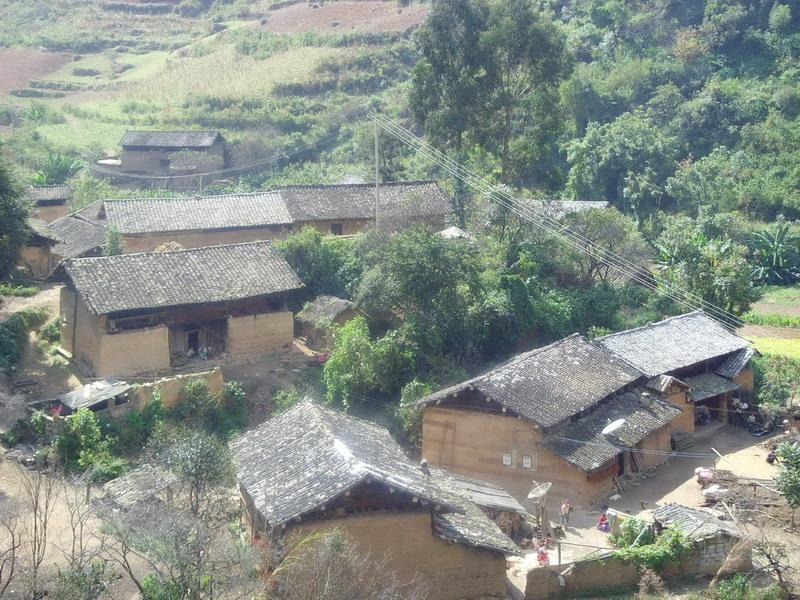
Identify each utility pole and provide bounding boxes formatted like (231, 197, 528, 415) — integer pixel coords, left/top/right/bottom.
(374, 119, 380, 229)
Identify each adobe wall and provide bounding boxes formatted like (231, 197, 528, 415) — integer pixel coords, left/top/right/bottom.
(227, 311, 293, 358)
(664, 387, 695, 434)
(734, 367, 755, 393)
(421, 407, 613, 504)
(96, 326, 170, 377)
(35, 203, 68, 223)
(121, 225, 288, 253)
(20, 245, 54, 277)
(288, 511, 508, 600)
(635, 425, 673, 469)
(299, 218, 372, 236)
(134, 367, 224, 409)
(61, 291, 104, 374)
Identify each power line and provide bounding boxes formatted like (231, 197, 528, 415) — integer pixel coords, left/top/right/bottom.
(371, 113, 764, 335)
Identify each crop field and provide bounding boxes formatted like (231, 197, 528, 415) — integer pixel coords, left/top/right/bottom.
(262, 1, 429, 34)
(0, 48, 71, 94)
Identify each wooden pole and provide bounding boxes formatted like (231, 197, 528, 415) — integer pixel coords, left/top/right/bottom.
(374, 120, 380, 229)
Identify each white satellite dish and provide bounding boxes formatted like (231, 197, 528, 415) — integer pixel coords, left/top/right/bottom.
(602, 418, 626, 435)
(527, 481, 552, 499)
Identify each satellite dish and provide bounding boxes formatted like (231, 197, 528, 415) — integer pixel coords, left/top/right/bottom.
(602, 418, 626, 435)
(527, 482, 552, 499)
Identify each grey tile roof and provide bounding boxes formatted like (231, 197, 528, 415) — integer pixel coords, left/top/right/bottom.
(103, 193, 293, 234)
(653, 503, 743, 541)
(532, 199, 610, 219)
(280, 180, 451, 223)
(64, 241, 303, 315)
(431, 468, 526, 515)
(645, 375, 688, 394)
(296, 295, 356, 326)
(120, 130, 222, 149)
(716, 348, 757, 379)
(230, 400, 461, 528)
(27, 184, 71, 204)
(597, 311, 751, 377)
(26, 219, 62, 243)
(685, 373, 741, 402)
(55, 378, 131, 411)
(420, 335, 643, 429)
(543, 389, 682, 472)
(103, 465, 179, 508)
(49, 215, 106, 260)
(230, 400, 518, 555)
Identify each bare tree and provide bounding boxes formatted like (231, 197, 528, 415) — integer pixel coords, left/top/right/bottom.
(18, 465, 56, 598)
(59, 480, 104, 571)
(753, 535, 791, 589)
(268, 529, 428, 600)
(0, 499, 22, 598)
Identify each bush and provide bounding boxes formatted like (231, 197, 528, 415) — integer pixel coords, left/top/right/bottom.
(272, 387, 301, 416)
(54, 408, 127, 481)
(395, 379, 433, 449)
(0, 308, 49, 374)
(38, 317, 60, 343)
(166, 380, 249, 439)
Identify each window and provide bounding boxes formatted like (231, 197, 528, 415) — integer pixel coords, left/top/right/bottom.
(330, 223, 344, 235)
(522, 454, 536, 470)
(114, 394, 130, 407)
(502, 453, 513, 467)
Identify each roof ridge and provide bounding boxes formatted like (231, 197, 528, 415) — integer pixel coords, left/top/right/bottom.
(102, 190, 280, 204)
(276, 180, 438, 190)
(66, 239, 274, 264)
(124, 129, 220, 134)
(596, 310, 706, 340)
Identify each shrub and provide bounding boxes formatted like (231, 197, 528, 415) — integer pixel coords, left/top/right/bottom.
(38, 317, 60, 344)
(272, 387, 301, 416)
(395, 379, 433, 449)
(0, 308, 49, 374)
(54, 408, 127, 481)
(166, 380, 249, 439)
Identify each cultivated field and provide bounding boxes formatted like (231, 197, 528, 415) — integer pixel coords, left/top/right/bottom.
(0, 48, 70, 94)
(263, 1, 429, 33)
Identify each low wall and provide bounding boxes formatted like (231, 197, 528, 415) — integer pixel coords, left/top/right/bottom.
(525, 535, 745, 599)
(134, 367, 224, 409)
(20, 245, 54, 277)
(227, 312, 293, 358)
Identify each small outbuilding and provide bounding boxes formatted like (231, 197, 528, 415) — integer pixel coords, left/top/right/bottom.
(26, 185, 71, 222)
(118, 130, 227, 176)
(59, 241, 303, 377)
(295, 294, 359, 350)
(230, 400, 519, 600)
(20, 219, 61, 277)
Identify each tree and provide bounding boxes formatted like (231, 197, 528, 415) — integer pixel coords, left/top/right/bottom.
(19, 464, 56, 598)
(33, 152, 81, 185)
(0, 158, 28, 280)
(775, 442, 800, 529)
(103, 226, 123, 256)
(144, 425, 234, 516)
(0, 500, 21, 598)
(268, 529, 427, 600)
(562, 208, 650, 285)
(749, 217, 800, 285)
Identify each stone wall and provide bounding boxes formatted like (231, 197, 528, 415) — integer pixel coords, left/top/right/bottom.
(134, 367, 224, 409)
(288, 511, 508, 600)
(227, 311, 293, 358)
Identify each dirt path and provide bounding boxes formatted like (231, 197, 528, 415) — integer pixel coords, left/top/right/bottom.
(263, 1, 429, 33)
(0, 284, 61, 321)
(739, 324, 800, 340)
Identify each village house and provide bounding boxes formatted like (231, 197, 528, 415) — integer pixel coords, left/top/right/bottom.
(26, 184, 71, 222)
(58, 241, 303, 378)
(116, 130, 227, 177)
(230, 400, 519, 600)
(418, 334, 684, 502)
(295, 294, 359, 350)
(418, 311, 754, 504)
(596, 311, 755, 425)
(20, 219, 61, 277)
(90, 180, 452, 252)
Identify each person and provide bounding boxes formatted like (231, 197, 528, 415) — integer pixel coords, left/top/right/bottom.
(560, 499, 571, 526)
(747, 414, 757, 432)
(597, 513, 610, 532)
(767, 450, 778, 465)
(537, 544, 550, 566)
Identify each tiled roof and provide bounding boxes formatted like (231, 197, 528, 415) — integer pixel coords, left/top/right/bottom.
(103, 465, 178, 508)
(597, 311, 750, 377)
(229, 400, 518, 555)
(685, 373, 741, 402)
(645, 375, 688, 394)
(103, 193, 292, 234)
(653, 503, 743, 541)
(419, 335, 642, 429)
(716, 348, 757, 379)
(280, 181, 451, 223)
(56, 379, 131, 411)
(532, 199, 610, 218)
(543, 389, 681, 472)
(431, 468, 526, 515)
(50, 215, 106, 260)
(120, 130, 222, 149)
(64, 241, 303, 315)
(296, 295, 356, 326)
(27, 184, 71, 204)
(26, 219, 62, 243)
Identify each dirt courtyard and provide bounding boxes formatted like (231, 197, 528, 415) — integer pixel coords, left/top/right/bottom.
(0, 48, 71, 95)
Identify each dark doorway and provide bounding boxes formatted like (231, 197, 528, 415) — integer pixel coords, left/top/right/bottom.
(187, 330, 199, 353)
(616, 453, 625, 476)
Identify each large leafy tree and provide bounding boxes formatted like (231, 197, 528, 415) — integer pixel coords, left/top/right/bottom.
(0, 158, 28, 280)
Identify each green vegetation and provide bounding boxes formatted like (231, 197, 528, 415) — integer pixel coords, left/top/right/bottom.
(0, 307, 48, 374)
(0, 156, 28, 280)
(611, 518, 693, 570)
(753, 354, 800, 407)
(0, 281, 40, 297)
(751, 338, 800, 360)
(711, 575, 785, 600)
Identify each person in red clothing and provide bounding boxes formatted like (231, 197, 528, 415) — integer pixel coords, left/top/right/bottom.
(597, 513, 610, 532)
